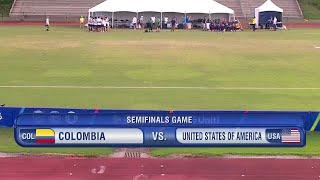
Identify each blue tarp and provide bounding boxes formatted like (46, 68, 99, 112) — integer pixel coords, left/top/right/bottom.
(1, 107, 319, 131)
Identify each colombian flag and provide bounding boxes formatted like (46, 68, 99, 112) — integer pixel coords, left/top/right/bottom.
(36, 129, 55, 144)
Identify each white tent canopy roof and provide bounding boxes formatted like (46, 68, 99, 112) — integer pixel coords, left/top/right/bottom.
(89, 0, 234, 14)
(256, 0, 283, 13)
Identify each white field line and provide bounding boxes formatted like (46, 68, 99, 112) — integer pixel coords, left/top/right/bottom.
(0, 85, 320, 90)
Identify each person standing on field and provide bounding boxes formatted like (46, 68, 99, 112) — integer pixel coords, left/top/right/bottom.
(139, 16, 144, 29)
(251, 17, 256, 32)
(202, 17, 207, 31)
(151, 16, 156, 30)
(132, 16, 137, 29)
(273, 16, 278, 31)
(155, 17, 161, 32)
(106, 16, 110, 31)
(171, 17, 176, 32)
(45, 16, 50, 31)
(80, 16, 85, 29)
(102, 17, 107, 32)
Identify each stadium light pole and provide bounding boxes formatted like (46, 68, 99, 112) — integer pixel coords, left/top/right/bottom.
(136, 11, 139, 29)
(184, 12, 187, 29)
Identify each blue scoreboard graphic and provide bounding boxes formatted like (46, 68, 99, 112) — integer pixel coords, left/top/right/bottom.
(14, 111, 306, 147)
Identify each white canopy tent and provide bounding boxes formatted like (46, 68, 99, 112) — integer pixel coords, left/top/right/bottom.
(88, 0, 234, 27)
(254, 0, 283, 28)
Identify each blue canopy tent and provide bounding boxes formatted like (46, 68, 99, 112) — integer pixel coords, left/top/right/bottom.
(254, 0, 283, 28)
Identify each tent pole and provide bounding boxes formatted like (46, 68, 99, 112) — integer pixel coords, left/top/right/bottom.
(184, 13, 187, 29)
(136, 11, 139, 29)
(112, 12, 114, 29)
(255, 8, 259, 29)
(160, 12, 163, 29)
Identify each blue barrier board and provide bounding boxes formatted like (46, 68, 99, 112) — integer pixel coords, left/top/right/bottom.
(14, 112, 306, 147)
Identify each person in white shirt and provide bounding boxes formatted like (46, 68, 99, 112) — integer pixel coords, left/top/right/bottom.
(132, 16, 137, 29)
(89, 17, 95, 31)
(102, 18, 107, 32)
(106, 17, 110, 30)
(92, 17, 96, 31)
(97, 17, 103, 31)
(139, 16, 144, 29)
(45, 17, 50, 31)
(273, 16, 277, 31)
(164, 17, 168, 29)
(97, 17, 102, 25)
(151, 16, 156, 29)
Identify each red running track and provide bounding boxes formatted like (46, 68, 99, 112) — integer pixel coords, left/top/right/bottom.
(0, 156, 319, 180)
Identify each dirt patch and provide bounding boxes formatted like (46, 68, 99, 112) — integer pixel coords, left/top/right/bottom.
(109, 148, 152, 158)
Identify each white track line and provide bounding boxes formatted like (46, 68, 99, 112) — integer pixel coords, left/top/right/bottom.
(0, 85, 320, 90)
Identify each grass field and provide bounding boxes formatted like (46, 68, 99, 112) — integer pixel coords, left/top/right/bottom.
(299, 0, 320, 19)
(0, 26, 320, 156)
(0, 0, 13, 17)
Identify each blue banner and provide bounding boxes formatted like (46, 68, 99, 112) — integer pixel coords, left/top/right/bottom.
(15, 127, 305, 147)
(1, 107, 320, 131)
(14, 112, 307, 147)
(16, 112, 306, 127)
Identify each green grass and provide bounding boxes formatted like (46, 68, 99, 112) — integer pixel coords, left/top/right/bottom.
(0, 0, 13, 17)
(299, 0, 320, 19)
(1, 27, 320, 110)
(0, 26, 320, 156)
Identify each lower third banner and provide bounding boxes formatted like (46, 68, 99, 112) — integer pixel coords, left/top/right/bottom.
(15, 127, 305, 147)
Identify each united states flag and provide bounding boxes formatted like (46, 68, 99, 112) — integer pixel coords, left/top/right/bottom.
(281, 129, 301, 143)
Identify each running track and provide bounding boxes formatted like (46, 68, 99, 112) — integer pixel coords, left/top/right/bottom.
(0, 156, 319, 180)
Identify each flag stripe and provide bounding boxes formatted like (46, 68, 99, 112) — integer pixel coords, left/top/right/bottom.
(37, 136, 55, 139)
(36, 139, 55, 144)
(282, 129, 301, 143)
(36, 129, 55, 137)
